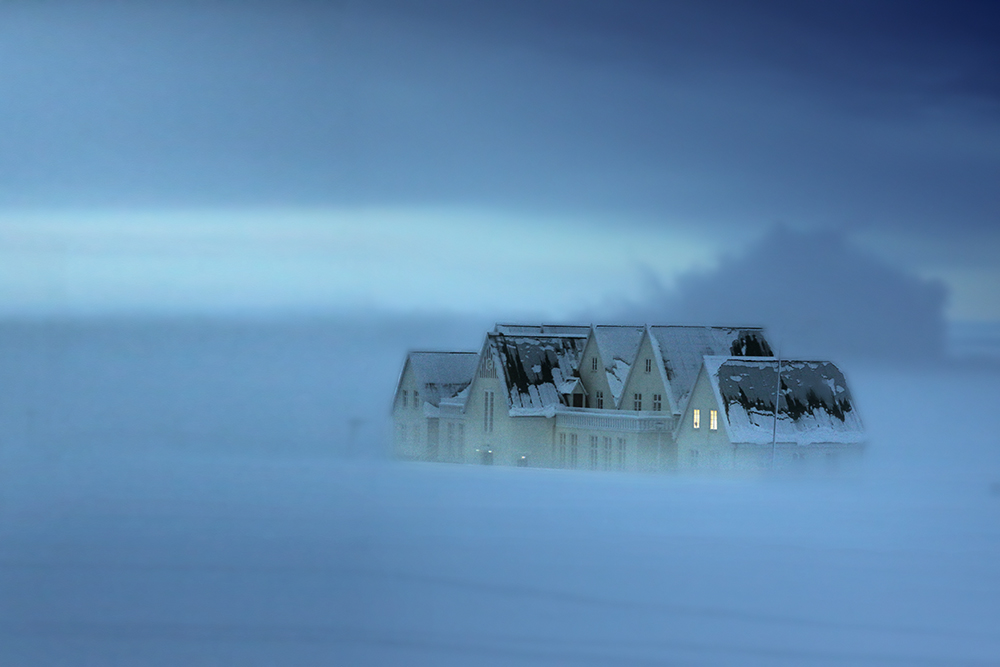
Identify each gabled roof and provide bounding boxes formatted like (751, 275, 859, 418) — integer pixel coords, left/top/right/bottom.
(405, 351, 479, 407)
(703, 356, 864, 445)
(592, 325, 645, 406)
(488, 332, 588, 411)
(648, 326, 773, 415)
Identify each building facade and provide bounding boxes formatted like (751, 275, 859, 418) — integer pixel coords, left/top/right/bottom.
(392, 324, 864, 473)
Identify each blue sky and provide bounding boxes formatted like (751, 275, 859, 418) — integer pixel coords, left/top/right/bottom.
(2, 1, 998, 321)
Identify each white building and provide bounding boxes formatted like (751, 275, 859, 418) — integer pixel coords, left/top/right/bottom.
(392, 324, 864, 473)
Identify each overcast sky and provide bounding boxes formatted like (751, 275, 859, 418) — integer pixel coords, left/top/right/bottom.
(2, 1, 998, 320)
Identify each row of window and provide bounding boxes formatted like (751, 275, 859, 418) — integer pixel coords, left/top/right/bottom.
(590, 357, 654, 374)
(555, 433, 627, 471)
(688, 448, 723, 468)
(399, 422, 467, 460)
(692, 409, 718, 430)
(630, 393, 662, 411)
(400, 389, 420, 409)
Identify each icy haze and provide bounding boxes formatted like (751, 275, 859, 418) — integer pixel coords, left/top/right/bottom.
(1, 316, 998, 666)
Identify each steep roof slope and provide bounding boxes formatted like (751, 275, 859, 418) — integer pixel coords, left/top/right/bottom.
(649, 326, 773, 414)
(406, 351, 480, 407)
(704, 356, 864, 444)
(592, 325, 645, 405)
(488, 332, 588, 411)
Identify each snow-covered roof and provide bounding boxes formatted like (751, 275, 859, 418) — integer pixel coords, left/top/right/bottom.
(648, 326, 773, 415)
(488, 332, 588, 411)
(592, 325, 645, 405)
(406, 351, 479, 407)
(704, 356, 865, 445)
(494, 323, 591, 336)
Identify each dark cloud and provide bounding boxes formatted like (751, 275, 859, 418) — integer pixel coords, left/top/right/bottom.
(616, 226, 949, 363)
(0, 1, 997, 274)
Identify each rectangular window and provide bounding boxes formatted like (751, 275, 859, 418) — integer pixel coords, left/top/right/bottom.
(616, 437, 626, 469)
(413, 390, 419, 408)
(652, 394, 662, 411)
(402, 390, 408, 408)
(591, 357, 598, 371)
(690, 449, 699, 468)
(570, 434, 579, 468)
(603, 437, 613, 470)
(457, 423, 465, 459)
(558, 433, 566, 466)
(710, 409, 718, 430)
(484, 391, 494, 432)
(427, 419, 439, 461)
(446, 422, 455, 458)
(633, 393, 642, 411)
(590, 437, 599, 469)
(645, 358, 652, 373)
(596, 391, 604, 409)
(693, 409, 700, 429)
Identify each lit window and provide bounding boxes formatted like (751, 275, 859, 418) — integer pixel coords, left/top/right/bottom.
(633, 393, 642, 411)
(693, 409, 700, 429)
(645, 358, 652, 373)
(401, 390, 408, 408)
(591, 357, 598, 371)
(652, 394, 662, 411)
(596, 390, 604, 409)
(710, 409, 718, 430)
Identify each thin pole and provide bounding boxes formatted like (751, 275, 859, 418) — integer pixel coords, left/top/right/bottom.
(770, 350, 781, 468)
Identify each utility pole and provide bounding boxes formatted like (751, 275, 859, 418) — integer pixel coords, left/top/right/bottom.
(770, 352, 782, 469)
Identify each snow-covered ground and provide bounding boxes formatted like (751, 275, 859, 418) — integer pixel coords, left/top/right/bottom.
(1, 319, 998, 665)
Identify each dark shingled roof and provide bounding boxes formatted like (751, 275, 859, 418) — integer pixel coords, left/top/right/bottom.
(704, 356, 865, 444)
(488, 332, 588, 410)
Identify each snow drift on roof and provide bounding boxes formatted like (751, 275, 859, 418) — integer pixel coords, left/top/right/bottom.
(489, 333, 587, 410)
(704, 356, 864, 445)
(494, 324, 591, 336)
(407, 351, 479, 406)
(649, 326, 773, 414)
(593, 325, 645, 405)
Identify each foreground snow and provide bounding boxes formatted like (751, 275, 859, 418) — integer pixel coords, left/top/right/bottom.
(0, 324, 998, 665)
